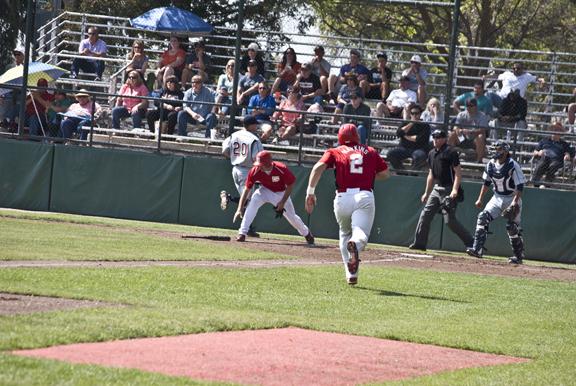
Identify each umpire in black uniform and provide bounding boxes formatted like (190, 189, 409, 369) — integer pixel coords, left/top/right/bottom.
(409, 129, 473, 251)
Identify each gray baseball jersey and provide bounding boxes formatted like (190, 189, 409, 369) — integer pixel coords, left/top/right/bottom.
(222, 129, 263, 168)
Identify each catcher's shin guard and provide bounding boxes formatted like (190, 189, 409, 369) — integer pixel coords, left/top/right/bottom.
(506, 221, 525, 259)
(471, 211, 492, 255)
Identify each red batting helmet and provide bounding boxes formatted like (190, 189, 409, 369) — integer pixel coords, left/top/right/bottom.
(254, 150, 273, 167)
(338, 124, 360, 146)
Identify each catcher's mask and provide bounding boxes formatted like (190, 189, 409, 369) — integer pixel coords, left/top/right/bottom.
(338, 124, 360, 146)
(491, 141, 510, 159)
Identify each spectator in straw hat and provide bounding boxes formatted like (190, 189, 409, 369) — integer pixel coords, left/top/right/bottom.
(59, 89, 102, 139)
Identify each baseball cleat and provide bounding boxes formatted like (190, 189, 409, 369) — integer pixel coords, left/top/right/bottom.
(466, 247, 483, 259)
(236, 234, 246, 242)
(508, 256, 523, 265)
(408, 243, 426, 251)
(347, 241, 360, 275)
(305, 232, 315, 245)
(347, 277, 358, 285)
(220, 191, 229, 210)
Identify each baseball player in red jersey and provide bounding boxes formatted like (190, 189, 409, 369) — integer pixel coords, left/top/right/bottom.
(305, 124, 390, 285)
(234, 150, 315, 244)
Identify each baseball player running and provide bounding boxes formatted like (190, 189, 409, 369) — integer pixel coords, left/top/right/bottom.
(466, 141, 527, 264)
(233, 150, 315, 244)
(222, 115, 263, 237)
(305, 124, 390, 285)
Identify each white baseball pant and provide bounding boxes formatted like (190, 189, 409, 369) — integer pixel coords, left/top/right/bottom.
(239, 186, 310, 237)
(232, 166, 250, 195)
(333, 189, 376, 280)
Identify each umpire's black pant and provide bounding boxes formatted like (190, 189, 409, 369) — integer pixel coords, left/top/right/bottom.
(412, 186, 473, 249)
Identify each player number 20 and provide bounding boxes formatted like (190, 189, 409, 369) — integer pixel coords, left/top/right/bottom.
(349, 154, 364, 174)
(232, 142, 248, 156)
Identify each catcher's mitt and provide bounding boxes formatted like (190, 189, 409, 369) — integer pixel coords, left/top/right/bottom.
(502, 203, 520, 220)
(273, 206, 285, 219)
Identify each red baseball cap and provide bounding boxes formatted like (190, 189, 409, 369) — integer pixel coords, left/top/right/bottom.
(254, 150, 273, 167)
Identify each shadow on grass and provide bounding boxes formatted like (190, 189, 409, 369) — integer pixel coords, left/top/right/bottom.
(354, 286, 469, 303)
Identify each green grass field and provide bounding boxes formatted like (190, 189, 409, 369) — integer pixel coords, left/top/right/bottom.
(0, 209, 575, 385)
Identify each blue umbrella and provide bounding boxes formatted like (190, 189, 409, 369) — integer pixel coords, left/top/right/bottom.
(130, 6, 213, 35)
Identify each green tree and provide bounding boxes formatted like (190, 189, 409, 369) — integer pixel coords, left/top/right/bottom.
(0, 0, 26, 72)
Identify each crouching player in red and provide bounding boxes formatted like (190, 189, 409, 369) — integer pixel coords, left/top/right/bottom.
(234, 150, 315, 244)
(305, 124, 390, 285)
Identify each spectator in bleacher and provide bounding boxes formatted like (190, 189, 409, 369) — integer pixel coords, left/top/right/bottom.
(59, 89, 102, 140)
(272, 47, 301, 94)
(310, 45, 331, 95)
(495, 88, 528, 141)
(420, 97, 444, 129)
(387, 104, 431, 170)
(248, 82, 276, 141)
(70, 26, 107, 81)
(567, 87, 576, 129)
(366, 52, 392, 101)
(375, 76, 417, 120)
(448, 98, 489, 163)
(453, 80, 493, 117)
(237, 60, 265, 106)
(327, 49, 370, 104)
(111, 71, 149, 130)
(146, 76, 183, 135)
(240, 42, 266, 77)
(294, 62, 324, 106)
(46, 90, 73, 136)
(124, 40, 149, 81)
(154, 36, 186, 90)
(271, 86, 304, 144)
(24, 78, 54, 136)
(177, 75, 218, 138)
(401, 55, 427, 106)
(332, 73, 363, 124)
(484, 62, 545, 108)
(342, 90, 371, 145)
(181, 39, 212, 87)
(0, 46, 25, 131)
(215, 59, 235, 117)
(531, 121, 575, 187)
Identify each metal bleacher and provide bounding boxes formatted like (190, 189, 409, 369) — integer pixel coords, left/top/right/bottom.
(31, 11, 576, 189)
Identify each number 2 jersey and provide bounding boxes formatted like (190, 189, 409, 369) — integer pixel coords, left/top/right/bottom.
(482, 157, 526, 196)
(319, 144, 388, 192)
(222, 130, 263, 168)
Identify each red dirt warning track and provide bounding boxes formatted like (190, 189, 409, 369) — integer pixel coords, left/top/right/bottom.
(14, 327, 527, 385)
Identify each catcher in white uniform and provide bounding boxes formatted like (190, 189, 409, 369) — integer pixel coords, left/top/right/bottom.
(305, 124, 390, 285)
(221, 115, 263, 237)
(233, 150, 315, 244)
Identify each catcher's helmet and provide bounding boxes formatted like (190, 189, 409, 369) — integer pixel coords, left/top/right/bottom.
(338, 124, 360, 146)
(254, 150, 273, 167)
(490, 141, 510, 159)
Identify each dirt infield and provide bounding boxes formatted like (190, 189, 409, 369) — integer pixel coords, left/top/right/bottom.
(0, 293, 112, 315)
(13, 327, 528, 385)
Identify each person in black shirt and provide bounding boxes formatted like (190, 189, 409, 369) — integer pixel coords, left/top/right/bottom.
(386, 105, 431, 170)
(294, 62, 324, 105)
(146, 76, 184, 134)
(531, 121, 575, 187)
(366, 51, 392, 100)
(342, 91, 372, 144)
(409, 129, 473, 251)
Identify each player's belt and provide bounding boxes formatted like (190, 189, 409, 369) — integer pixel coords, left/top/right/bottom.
(336, 188, 373, 193)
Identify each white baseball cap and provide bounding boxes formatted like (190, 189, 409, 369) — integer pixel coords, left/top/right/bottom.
(13, 46, 25, 54)
(247, 42, 259, 52)
(410, 54, 422, 63)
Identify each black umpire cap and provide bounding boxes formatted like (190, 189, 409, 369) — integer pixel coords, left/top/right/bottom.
(431, 129, 447, 139)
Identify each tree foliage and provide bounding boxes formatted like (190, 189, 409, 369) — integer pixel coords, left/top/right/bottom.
(0, 0, 26, 72)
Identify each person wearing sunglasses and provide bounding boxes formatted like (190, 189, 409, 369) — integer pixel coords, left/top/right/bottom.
(70, 26, 107, 81)
(112, 71, 149, 130)
(125, 40, 148, 81)
(386, 104, 431, 170)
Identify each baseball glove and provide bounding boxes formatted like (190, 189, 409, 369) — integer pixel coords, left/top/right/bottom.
(502, 203, 520, 220)
(273, 206, 285, 219)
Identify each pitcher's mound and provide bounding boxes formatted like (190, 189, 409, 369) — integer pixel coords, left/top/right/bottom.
(14, 327, 527, 385)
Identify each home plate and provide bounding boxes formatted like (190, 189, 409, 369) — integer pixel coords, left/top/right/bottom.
(13, 327, 528, 385)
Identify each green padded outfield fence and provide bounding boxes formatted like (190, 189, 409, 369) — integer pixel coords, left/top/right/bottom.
(0, 138, 574, 263)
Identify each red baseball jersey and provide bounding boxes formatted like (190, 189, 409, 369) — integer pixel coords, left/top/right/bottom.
(245, 161, 296, 192)
(319, 144, 388, 191)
